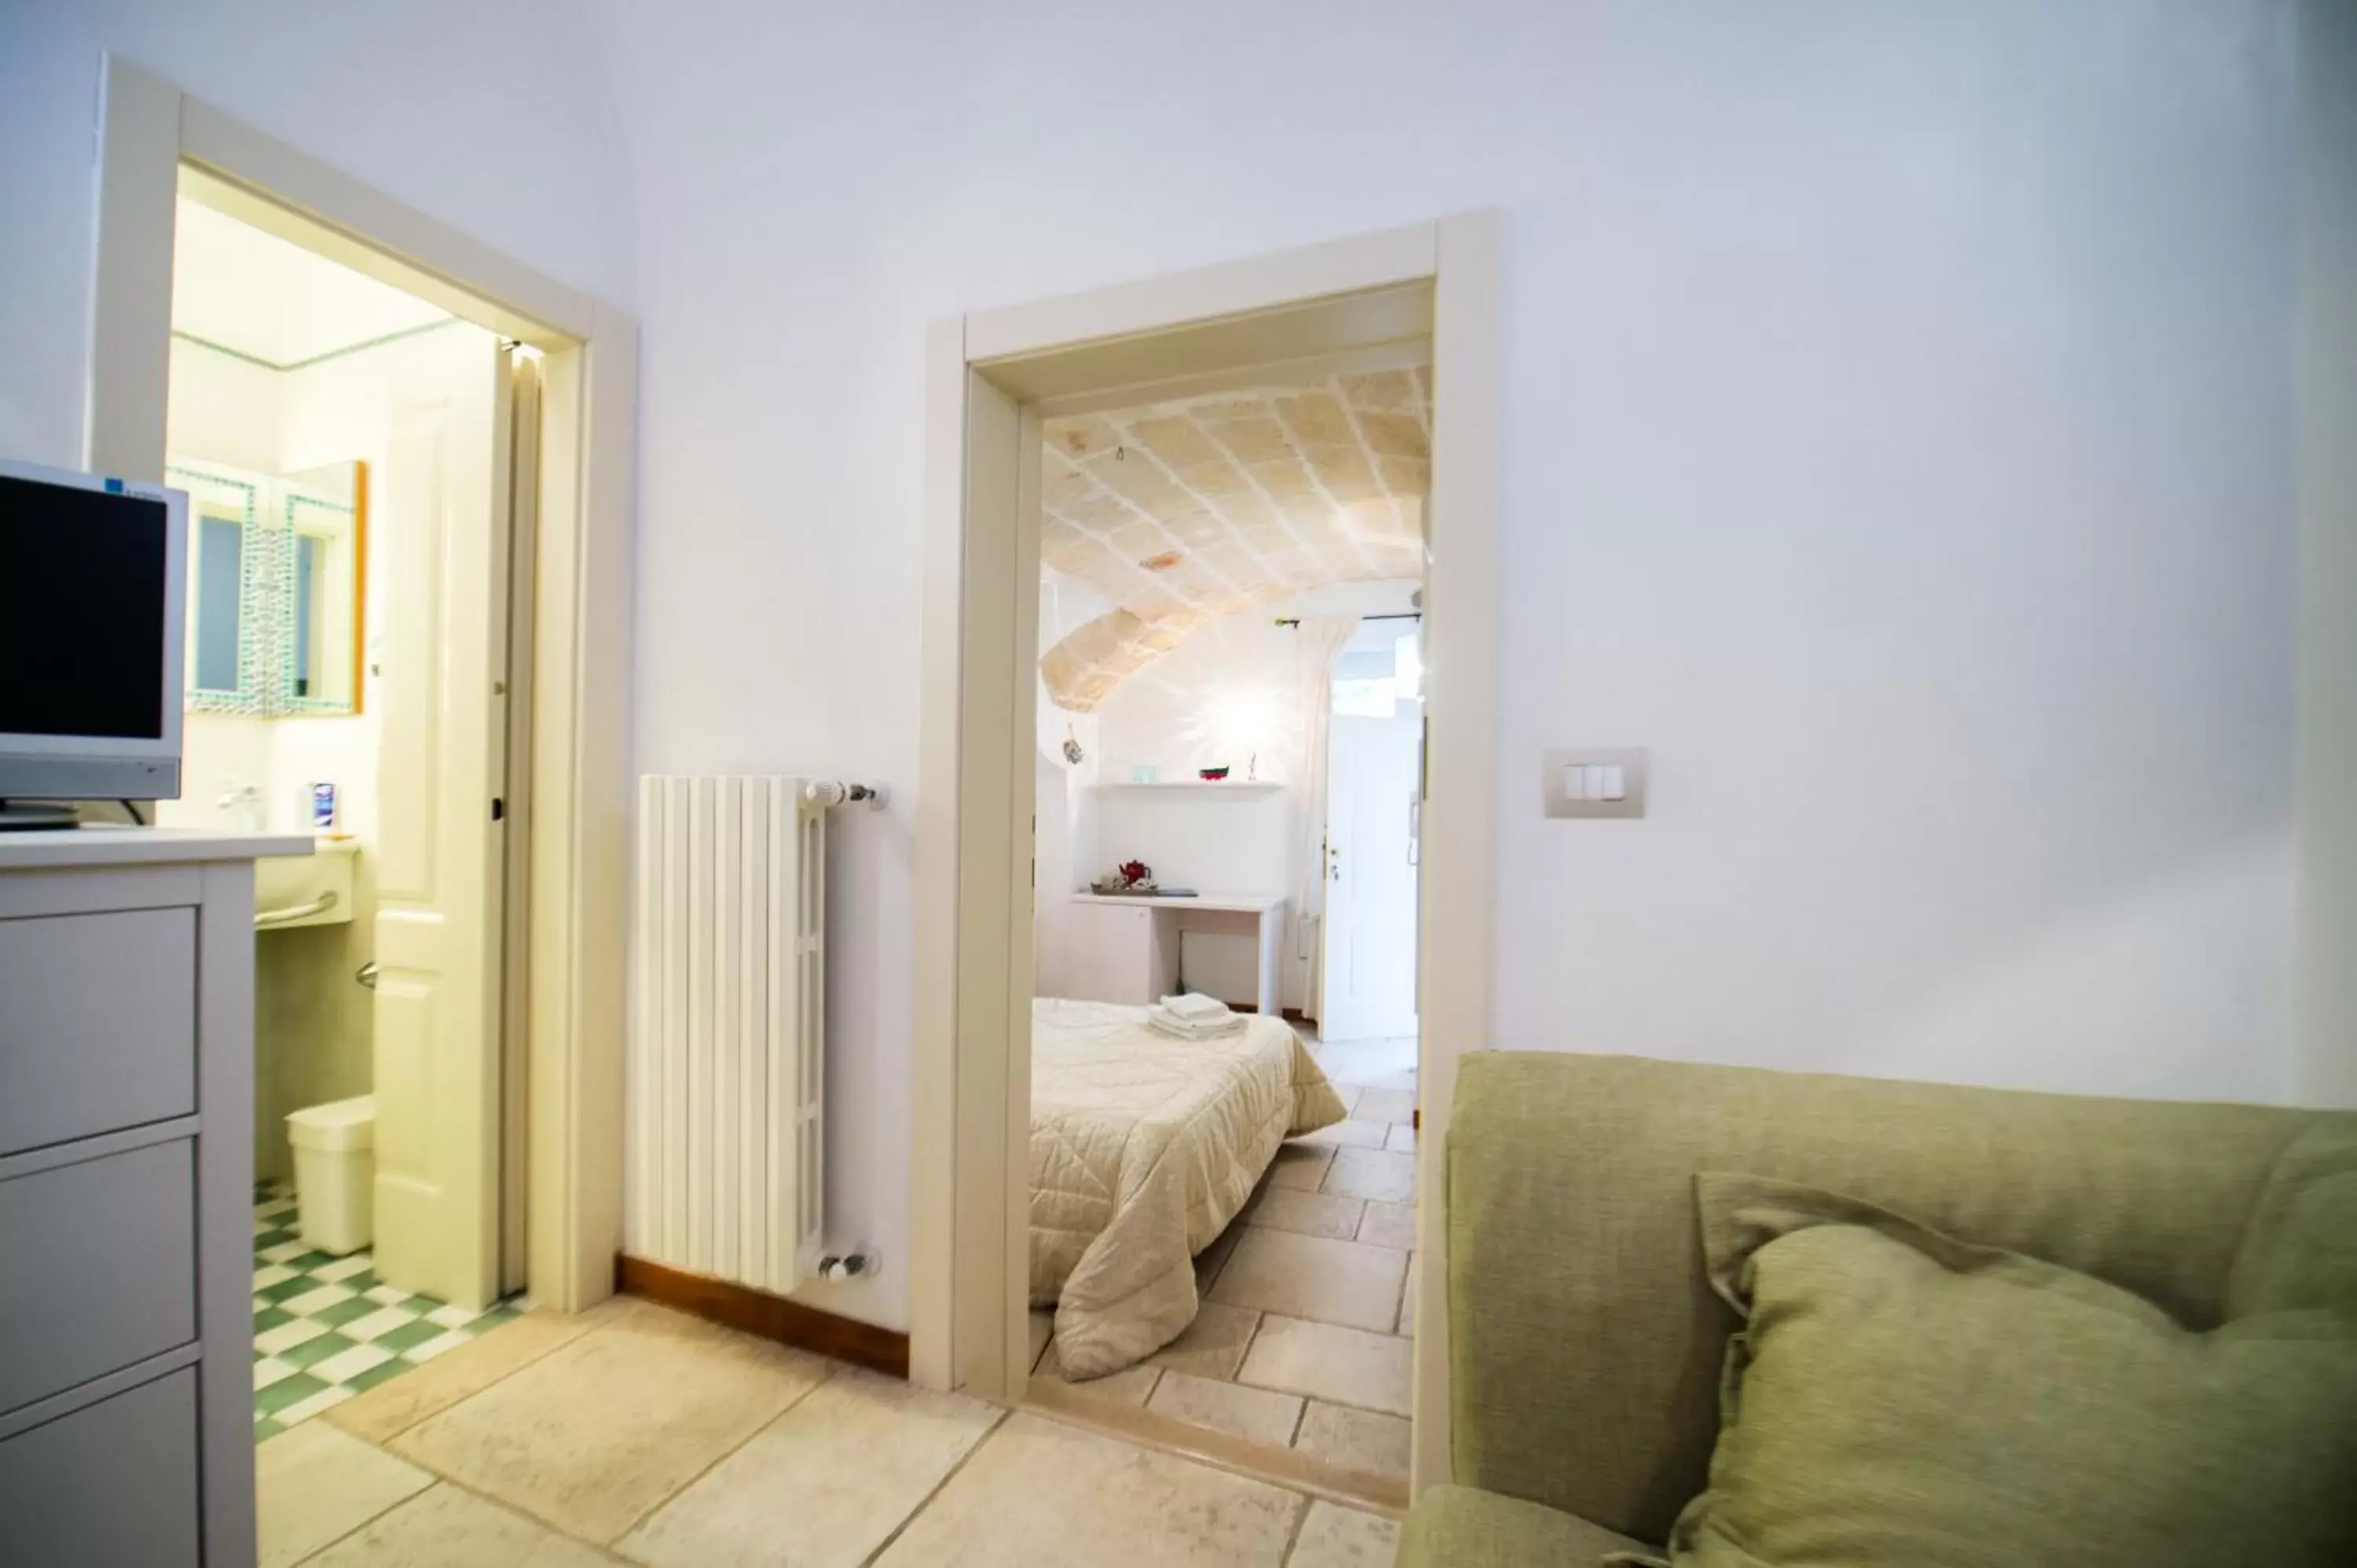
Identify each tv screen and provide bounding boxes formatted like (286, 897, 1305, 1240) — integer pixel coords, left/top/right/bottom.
(0, 474, 172, 741)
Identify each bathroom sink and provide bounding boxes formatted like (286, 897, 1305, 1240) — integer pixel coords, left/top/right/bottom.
(255, 839, 357, 930)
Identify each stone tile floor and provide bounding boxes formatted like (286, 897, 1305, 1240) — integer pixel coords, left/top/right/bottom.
(262, 1295, 1401, 1566)
(1030, 1030, 1421, 1487)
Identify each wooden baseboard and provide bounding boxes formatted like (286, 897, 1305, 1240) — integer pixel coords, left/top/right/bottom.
(615, 1255, 911, 1379)
(1224, 1005, 1310, 1021)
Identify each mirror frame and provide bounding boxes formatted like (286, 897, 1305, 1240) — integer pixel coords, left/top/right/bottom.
(165, 456, 369, 719)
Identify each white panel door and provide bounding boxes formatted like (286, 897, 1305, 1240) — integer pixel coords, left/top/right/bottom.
(1321, 713, 1421, 1042)
(372, 336, 512, 1309)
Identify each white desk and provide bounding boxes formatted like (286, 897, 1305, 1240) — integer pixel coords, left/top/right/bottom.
(1065, 892, 1291, 1016)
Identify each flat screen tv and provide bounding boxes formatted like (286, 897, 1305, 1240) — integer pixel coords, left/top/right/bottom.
(0, 457, 188, 828)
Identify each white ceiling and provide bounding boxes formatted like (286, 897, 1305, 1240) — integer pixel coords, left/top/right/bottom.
(171, 197, 449, 367)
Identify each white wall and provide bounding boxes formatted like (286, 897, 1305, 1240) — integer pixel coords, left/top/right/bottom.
(2, 0, 2311, 1332)
(166, 340, 279, 473)
(0, 0, 635, 471)
(2296, 0, 2357, 1107)
(595, 0, 2303, 1326)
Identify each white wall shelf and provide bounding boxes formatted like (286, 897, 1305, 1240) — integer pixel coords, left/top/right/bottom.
(1090, 780, 1283, 793)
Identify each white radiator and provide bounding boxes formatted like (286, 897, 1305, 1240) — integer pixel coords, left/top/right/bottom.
(626, 775, 825, 1295)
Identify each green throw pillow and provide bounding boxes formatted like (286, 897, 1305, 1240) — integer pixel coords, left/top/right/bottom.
(1659, 1172, 2357, 1568)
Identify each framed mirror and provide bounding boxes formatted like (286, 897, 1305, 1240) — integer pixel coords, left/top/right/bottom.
(165, 457, 368, 717)
(170, 463, 269, 713)
(280, 462, 367, 715)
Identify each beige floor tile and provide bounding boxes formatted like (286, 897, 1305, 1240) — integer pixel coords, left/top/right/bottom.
(1292, 1119, 1388, 1150)
(1330, 1083, 1363, 1116)
(1353, 1087, 1416, 1126)
(1292, 1401, 1410, 1480)
(390, 1302, 833, 1544)
(620, 1368, 1003, 1568)
(1311, 1038, 1418, 1085)
(1207, 1229, 1408, 1333)
(1354, 1200, 1415, 1251)
(1398, 1253, 1419, 1335)
(1147, 1301, 1260, 1380)
(1245, 1186, 1365, 1240)
(329, 1311, 600, 1445)
(1032, 1337, 1162, 1406)
(1028, 1310, 1054, 1372)
(256, 1420, 434, 1568)
(1285, 1500, 1403, 1567)
(1321, 1147, 1416, 1204)
(1237, 1317, 1413, 1416)
(1146, 1368, 1304, 1447)
(873, 1412, 1303, 1567)
(1265, 1145, 1335, 1191)
(1384, 1123, 1417, 1153)
(299, 1482, 612, 1567)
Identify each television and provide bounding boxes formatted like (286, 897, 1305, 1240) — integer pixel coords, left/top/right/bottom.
(0, 457, 188, 829)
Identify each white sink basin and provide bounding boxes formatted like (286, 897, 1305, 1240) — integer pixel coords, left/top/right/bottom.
(255, 839, 357, 930)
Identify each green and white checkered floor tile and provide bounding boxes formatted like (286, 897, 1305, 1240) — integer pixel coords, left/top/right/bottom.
(251, 1183, 519, 1443)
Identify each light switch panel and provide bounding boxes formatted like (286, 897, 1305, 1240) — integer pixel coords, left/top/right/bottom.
(1543, 747, 1648, 819)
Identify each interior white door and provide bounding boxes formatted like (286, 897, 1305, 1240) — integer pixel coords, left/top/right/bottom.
(1321, 711, 1422, 1042)
(372, 332, 513, 1309)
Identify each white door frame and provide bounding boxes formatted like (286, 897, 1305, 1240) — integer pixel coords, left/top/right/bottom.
(911, 212, 1501, 1492)
(84, 56, 636, 1312)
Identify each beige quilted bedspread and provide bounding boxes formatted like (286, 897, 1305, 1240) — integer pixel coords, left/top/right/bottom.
(1030, 998, 1348, 1378)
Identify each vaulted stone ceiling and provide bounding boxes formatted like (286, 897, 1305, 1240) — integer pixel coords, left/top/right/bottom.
(1039, 367, 1431, 710)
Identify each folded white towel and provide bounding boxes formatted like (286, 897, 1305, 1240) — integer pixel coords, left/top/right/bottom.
(1146, 1005, 1245, 1041)
(1159, 992, 1232, 1021)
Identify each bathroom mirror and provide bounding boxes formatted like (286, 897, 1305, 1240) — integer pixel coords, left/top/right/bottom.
(280, 461, 367, 716)
(165, 457, 368, 717)
(170, 463, 268, 712)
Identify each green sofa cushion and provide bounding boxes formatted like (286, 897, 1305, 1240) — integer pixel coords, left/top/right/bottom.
(1445, 1053, 2311, 1542)
(1398, 1485, 1655, 1567)
(1663, 1172, 2357, 1567)
(2228, 1121, 2357, 1315)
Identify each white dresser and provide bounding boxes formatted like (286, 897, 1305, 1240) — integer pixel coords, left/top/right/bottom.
(0, 828, 310, 1567)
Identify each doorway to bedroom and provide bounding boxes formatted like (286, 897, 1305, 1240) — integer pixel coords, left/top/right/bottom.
(1021, 365, 1432, 1494)
(914, 214, 1501, 1504)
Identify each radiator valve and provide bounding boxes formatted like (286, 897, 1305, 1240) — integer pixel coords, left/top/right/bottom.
(816, 1248, 878, 1282)
(805, 779, 889, 811)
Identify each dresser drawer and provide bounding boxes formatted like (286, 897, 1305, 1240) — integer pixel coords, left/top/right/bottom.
(0, 1140, 197, 1416)
(0, 1369, 200, 1567)
(0, 907, 197, 1156)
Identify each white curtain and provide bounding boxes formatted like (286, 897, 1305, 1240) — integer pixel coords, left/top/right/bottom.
(1289, 616, 1360, 1019)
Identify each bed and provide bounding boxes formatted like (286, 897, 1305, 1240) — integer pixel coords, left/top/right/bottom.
(1030, 997, 1350, 1378)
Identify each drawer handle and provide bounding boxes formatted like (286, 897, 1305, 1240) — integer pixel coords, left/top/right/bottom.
(255, 891, 339, 928)
(356, 961, 379, 990)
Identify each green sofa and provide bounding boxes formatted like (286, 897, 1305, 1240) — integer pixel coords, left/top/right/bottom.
(1398, 1050, 2355, 1564)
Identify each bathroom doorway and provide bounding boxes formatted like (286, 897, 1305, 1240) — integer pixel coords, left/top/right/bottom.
(162, 174, 537, 1434)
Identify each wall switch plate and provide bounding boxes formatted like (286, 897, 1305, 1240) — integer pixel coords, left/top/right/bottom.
(1542, 747, 1648, 819)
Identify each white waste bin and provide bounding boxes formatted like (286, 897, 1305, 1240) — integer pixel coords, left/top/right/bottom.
(287, 1094, 375, 1255)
